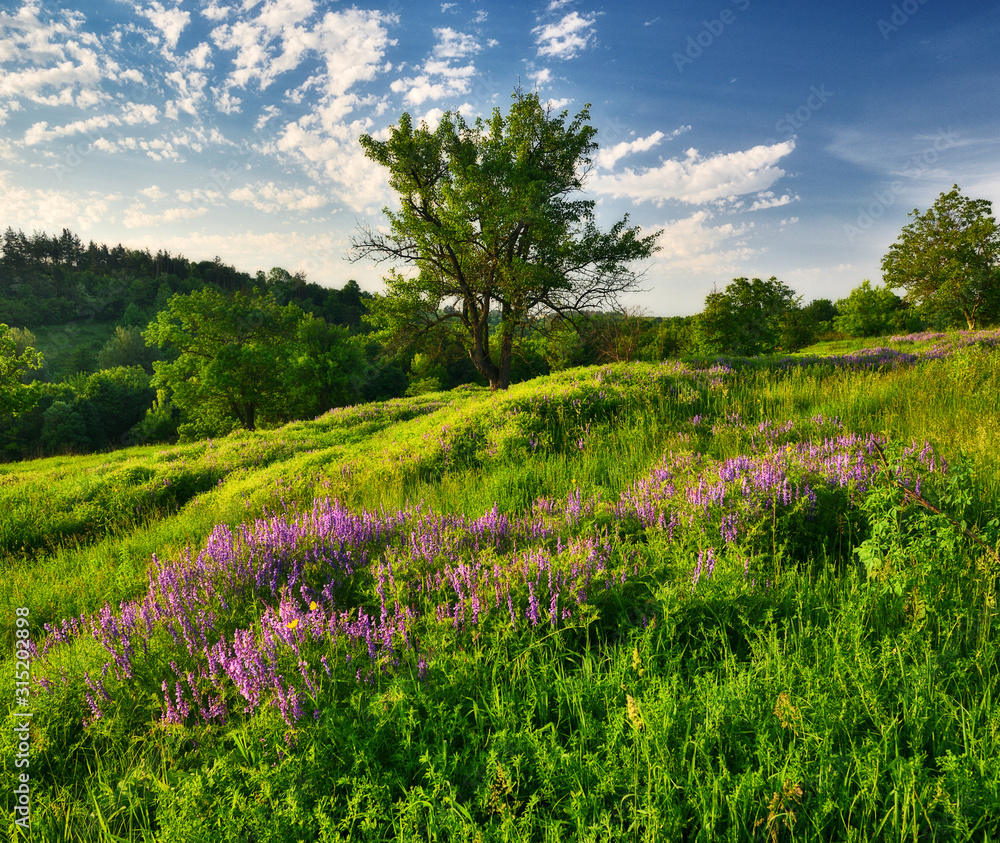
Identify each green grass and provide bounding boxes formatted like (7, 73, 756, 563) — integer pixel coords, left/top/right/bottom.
(2, 330, 1000, 841)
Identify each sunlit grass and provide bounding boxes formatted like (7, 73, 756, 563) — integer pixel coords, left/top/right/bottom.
(2, 339, 999, 840)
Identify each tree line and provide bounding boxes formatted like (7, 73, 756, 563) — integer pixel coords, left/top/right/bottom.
(2, 91, 997, 461)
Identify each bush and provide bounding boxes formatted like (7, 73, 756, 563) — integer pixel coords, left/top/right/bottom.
(41, 400, 91, 453)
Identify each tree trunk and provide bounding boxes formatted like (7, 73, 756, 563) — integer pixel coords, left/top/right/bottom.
(494, 313, 516, 391)
(468, 315, 501, 390)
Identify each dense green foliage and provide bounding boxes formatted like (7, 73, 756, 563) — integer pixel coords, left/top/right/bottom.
(355, 92, 659, 390)
(0, 324, 43, 416)
(882, 185, 1000, 330)
(144, 288, 364, 435)
(0, 230, 399, 459)
(692, 276, 804, 355)
(2, 329, 1000, 840)
(833, 279, 912, 337)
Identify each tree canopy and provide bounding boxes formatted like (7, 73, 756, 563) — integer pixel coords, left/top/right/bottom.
(692, 276, 801, 356)
(833, 280, 907, 338)
(0, 323, 43, 416)
(882, 185, 1000, 330)
(144, 289, 303, 433)
(144, 288, 364, 436)
(353, 90, 660, 391)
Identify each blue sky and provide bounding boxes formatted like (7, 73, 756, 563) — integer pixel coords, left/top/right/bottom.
(1, 0, 998, 316)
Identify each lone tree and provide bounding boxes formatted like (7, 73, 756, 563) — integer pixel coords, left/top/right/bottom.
(352, 91, 660, 391)
(692, 276, 801, 356)
(882, 185, 1000, 330)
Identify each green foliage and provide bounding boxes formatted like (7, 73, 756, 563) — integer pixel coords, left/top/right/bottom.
(97, 325, 158, 372)
(356, 90, 660, 390)
(833, 279, 906, 337)
(0, 323, 43, 416)
(405, 352, 446, 396)
(40, 399, 91, 453)
(692, 276, 802, 355)
(145, 288, 304, 432)
(282, 314, 365, 417)
(4, 339, 1000, 841)
(882, 184, 1000, 329)
(145, 289, 367, 437)
(129, 388, 180, 445)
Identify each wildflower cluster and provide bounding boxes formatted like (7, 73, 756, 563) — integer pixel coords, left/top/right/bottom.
(618, 415, 948, 585)
(38, 491, 615, 728)
(34, 403, 953, 734)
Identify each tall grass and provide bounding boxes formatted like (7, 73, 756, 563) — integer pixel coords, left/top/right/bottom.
(2, 332, 1000, 841)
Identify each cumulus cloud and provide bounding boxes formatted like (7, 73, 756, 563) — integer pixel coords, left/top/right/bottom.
(20, 105, 159, 146)
(390, 27, 480, 107)
(596, 131, 666, 170)
(432, 28, 482, 60)
(210, 3, 393, 100)
(533, 11, 598, 60)
(591, 140, 796, 206)
(745, 191, 798, 211)
(650, 210, 756, 277)
(123, 203, 209, 228)
(228, 181, 328, 213)
(0, 169, 119, 231)
(137, 1, 190, 51)
(274, 116, 391, 212)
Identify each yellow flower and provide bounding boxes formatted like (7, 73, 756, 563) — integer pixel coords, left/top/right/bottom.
(286, 618, 299, 630)
(310, 601, 317, 611)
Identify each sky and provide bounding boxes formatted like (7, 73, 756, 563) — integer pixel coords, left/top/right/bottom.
(1, 0, 998, 317)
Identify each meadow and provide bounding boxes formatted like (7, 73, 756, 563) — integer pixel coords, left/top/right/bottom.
(2, 329, 1000, 841)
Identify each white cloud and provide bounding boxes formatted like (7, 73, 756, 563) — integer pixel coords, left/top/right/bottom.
(596, 131, 666, 170)
(432, 28, 482, 60)
(213, 86, 242, 114)
(0, 3, 112, 107)
(123, 203, 209, 228)
(591, 140, 796, 206)
(228, 181, 328, 213)
(390, 27, 479, 107)
(0, 169, 119, 231)
(119, 67, 145, 84)
(201, 2, 230, 23)
(209, 3, 391, 102)
(533, 11, 598, 60)
(530, 67, 552, 88)
(164, 69, 207, 117)
(390, 62, 476, 107)
(650, 210, 756, 276)
(746, 191, 798, 211)
(20, 105, 159, 146)
(137, 1, 191, 51)
(274, 116, 391, 213)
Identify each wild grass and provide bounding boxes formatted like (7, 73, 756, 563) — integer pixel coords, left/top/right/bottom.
(2, 329, 1000, 841)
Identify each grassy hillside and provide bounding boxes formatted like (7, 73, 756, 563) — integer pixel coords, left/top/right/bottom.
(3, 330, 1000, 841)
